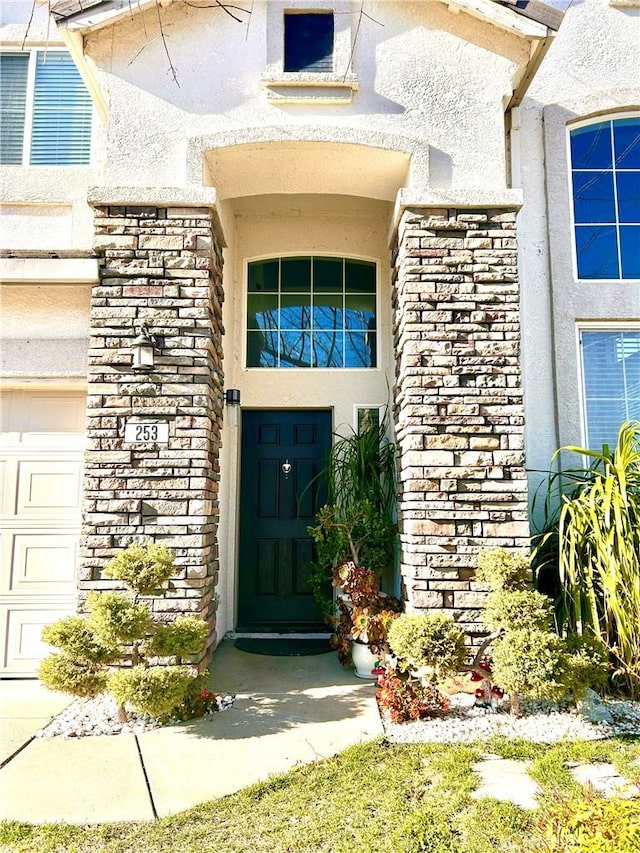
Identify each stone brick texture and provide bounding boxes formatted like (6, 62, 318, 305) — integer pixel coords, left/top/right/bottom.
(392, 207, 529, 643)
(80, 204, 224, 663)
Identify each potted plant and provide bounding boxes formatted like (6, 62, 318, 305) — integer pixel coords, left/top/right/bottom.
(307, 410, 399, 660)
(331, 560, 402, 677)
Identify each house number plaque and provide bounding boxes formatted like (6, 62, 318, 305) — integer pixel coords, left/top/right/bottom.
(124, 420, 170, 444)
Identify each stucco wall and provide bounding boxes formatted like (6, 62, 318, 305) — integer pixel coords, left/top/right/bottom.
(517, 0, 640, 513)
(81, 0, 526, 190)
(0, 285, 91, 378)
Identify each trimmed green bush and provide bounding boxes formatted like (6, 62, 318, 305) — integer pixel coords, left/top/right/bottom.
(148, 616, 209, 661)
(108, 665, 195, 717)
(39, 542, 210, 721)
(476, 548, 529, 592)
(39, 654, 107, 698)
(387, 614, 467, 683)
(41, 616, 117, 664)
(87, 591, 152, 646)
(491, 628, 568, 708)
(103, 542, 176, 596)
(483, 589, 553, 633)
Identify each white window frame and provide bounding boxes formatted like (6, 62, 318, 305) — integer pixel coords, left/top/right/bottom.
(353, 404, 385, 433)
(566, 111, 640, 284)
(0, 47, 94, 167)
(577, 322, 640, 450)
(244, 252, 380, 371)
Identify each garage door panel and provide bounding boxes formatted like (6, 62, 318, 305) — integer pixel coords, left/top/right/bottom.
(3, 532, 77, 594)
(0, 604, 75, 675)
(1, 390, 85, 676)
(16, 460, 82, 516)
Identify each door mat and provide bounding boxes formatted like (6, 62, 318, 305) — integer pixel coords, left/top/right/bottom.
(234, 638, 332, 656)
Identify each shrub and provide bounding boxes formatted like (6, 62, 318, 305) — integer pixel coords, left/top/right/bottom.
(562, 634, 610, 698)
(103, 542, 176, 596)
(387, 614, 467, 683)
(526, 791, 640, 853)
(490, 628, 568, 715)
(107, 665, 196, 717)
(483, 589, 553, 633)
(476, 548, 529, 592)
(39, 654, 107, 698)
(147, 616, 209, 661)
(87, 591, 152, 647)
(41, 616, 117, 664)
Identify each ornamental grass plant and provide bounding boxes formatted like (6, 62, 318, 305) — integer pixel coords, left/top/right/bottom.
(532, 420, 640, 697)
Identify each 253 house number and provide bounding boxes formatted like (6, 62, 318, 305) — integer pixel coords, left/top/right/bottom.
(135, 424, 159, 441)
(124, 421, 169, 444)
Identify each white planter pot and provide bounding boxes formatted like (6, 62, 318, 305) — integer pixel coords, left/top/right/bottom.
(351, 641, 379, 679)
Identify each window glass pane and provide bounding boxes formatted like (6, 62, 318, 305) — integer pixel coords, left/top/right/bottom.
(313, 257, 343, 292)
(279, 331, 311, 368)
(247, 330, 277, 367)
(345, 295, 376, 332)
(280, 295, 311, 330)
(613, 118, 640, 169)
(247, 294, 278, 331)
(357, 407, 380, 433)
(0, 54, 28, 164)
(281, 257, 311, 292)
(313, 293, 343, 329)
(345, 259, 376, 293)
(346, 332, 376, 368)
(575, 226, 619, 278)
(616, 171, 640, 223)
(313, 332, 343, 367)
(248, 260, 279, 292)
(620, 227, 640, 278)
(284, 13, 334, 72)
(572, 171, 616, 223)
(582, 330, 640, 449)
(570, 122, 612, 170)
(246, 256, 377, 368)
(31, 52, 92, 165)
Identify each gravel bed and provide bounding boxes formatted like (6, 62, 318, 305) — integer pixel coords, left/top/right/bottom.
(36, 692, 235, 739)
(381, 693, 640, 744)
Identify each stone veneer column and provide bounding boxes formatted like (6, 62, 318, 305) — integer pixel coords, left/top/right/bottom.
(392, 205, 529, 643)
(80, 189, 224, 662)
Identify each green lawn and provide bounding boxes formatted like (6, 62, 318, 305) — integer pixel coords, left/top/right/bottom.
(1, 737, 639, 853)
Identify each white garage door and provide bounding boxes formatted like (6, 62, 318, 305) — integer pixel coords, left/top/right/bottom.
(0, 390, 85, 677)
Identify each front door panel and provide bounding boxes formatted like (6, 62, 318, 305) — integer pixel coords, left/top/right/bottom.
(237, 410, 331, 630)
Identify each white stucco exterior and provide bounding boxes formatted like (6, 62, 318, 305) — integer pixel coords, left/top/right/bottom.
(515, 0, 640, 515)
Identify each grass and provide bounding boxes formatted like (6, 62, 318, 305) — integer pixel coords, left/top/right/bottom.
(1, 738, 639, 853)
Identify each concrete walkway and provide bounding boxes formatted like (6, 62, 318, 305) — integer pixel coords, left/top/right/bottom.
(0, 642, 382, 824)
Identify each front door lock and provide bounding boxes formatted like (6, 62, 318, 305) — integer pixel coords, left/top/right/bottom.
(282, 459, 292, 479)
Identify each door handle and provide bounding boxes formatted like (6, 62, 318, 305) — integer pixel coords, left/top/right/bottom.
(282, 459, 292, 478)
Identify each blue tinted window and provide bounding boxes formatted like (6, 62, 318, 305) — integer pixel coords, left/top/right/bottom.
(570, 117, 640, 279)
(246, 257, 377, 368)
(284, 13, 333, 72)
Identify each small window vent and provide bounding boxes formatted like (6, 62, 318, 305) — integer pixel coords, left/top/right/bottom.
(284, 12, 334, 73)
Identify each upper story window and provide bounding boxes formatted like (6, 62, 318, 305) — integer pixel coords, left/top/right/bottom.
(0, 50, 92, 166)
(580, 327, 640, 449)
(569, 116, 640, 280)
(246, 256, 377, 369)
(284, 12, 334, 72)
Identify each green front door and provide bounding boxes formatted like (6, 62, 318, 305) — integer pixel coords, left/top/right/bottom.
(237, 409, 332, 631)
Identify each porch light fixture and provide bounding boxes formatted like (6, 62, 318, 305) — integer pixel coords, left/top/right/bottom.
(225, 388, 241, 405)
(131, 322, 161, 372)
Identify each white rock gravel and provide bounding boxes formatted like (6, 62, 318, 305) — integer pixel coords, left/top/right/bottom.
(381, 693, 640, 744)
(35, 692, 236, 739)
